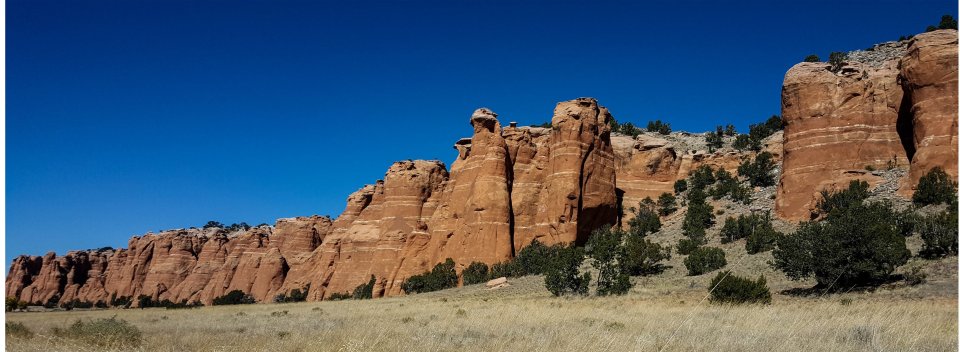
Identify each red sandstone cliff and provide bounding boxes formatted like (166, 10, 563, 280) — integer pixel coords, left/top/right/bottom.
(776, 29, 958, 220)
(8, 30, 958, 304)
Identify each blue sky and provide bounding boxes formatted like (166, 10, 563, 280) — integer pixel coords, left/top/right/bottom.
(6, 0, 957, 262)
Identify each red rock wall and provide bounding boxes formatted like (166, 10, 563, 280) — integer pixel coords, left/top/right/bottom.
(776, 29, 958, 220)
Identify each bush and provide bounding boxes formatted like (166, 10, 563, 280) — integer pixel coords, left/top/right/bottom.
(708, 271, 771, 304)
(628, 203, 661, 237)
(938, 14, 958, 30)
(657, 192, 678, 216)
(462, 262, 490, 285)
(912, 167, 957, 206)
(587, 226, 633, 296)
(682, 187, 715, 241)
(689, 165, 716, 190)
(110, 295, 132, 308)
(327, 292, 352, 301)
(710, 168, 749, 201)
(513, 239, 564, 276)
(773, 198, 909, 289)
(733, 134, 751, 151)
(401, 258, 458, 294)
(203, 221, 225, 229)
(617, 122, 641, 137)
(647, 120, 672, 135)
(804, 54, 820, 62)
(918, 206, 959, 258)
(828, 51, 848, 73)
(352, 275, 376, 299)
(674, 179, 688, 194)
(719, 212, 782, 254)
(738, 152, 776, 187)
(6, 296, 18, 312)
(724, 124, 737, 136)
(745, 221, 782, 254)
(52, 317, 143, 348)
(276, 286, 309, 303)
(212, 290, 255, 305)
(544, 244, 590, 296)
(705, 126, 724, 151)
(676, 238, 704, 255)
(623, 234, 671, 276)
(684, 247, 727, 276)
(6, 321, 34, 339)
(815, 180, 870, 218)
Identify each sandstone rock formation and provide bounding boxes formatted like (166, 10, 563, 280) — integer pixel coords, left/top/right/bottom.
(777, 29, 958, 220)
(8, 31, 957, 304)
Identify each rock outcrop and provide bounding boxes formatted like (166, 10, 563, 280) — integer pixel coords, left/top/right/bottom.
(777, 29, 958, 220)
(8, 31, 957, 304)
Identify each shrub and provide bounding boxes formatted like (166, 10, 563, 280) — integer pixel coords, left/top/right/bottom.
(212, 290, 255, 305)
(352, 275, 376, 299)
(828, 51, 848, 73)
(719, 212, 782, 254)
(682, 187, 715, 239)
(705, 130, 724, 151)
(815, 180, 870, 217)
(544, 244, 591, 296)
(745, 220, 782, 254)
(110, 295, 132, 308)
(684, 247, 727, 276)
(6, 296, 18, 312)
(764, 115, 783, 131)
(462, 262, 490, 285)
(689, 165, 716, 190)
(587, 226, 633, 296)
(724, 124, 737, 136)
(733, 134, 751, 151)
(327, 292, 352, 301)
(773, 199, 909, 289)
(7, 321, 34, 339)
(709, 168, 741, 200)
(628, 203, 662, 237)
(647, 120, 672, 135)
(657, 192, 678, 216)
(912, 167, 957, 206)
(676, 238, 703, 255)
(804, 54, 820, 62)
(918, 206, 959, 258)
(938, 14, 958, 30)
(203, 221, 225, 229)
(401, 258, 458, 294)
(738, 151, 776, 187)
(623, 234, 671, 276)
(513, 239, 563, 276)
(52, 317, 142, 348)
(674, 179, 688, 194)
(708, 271, 772, 304)
(617, 122, 641, 137)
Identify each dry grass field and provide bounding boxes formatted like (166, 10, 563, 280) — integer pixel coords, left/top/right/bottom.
(6, 254, 957, 352)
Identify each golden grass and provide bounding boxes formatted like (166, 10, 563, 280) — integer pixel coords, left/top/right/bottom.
(6, 272, 957, 352)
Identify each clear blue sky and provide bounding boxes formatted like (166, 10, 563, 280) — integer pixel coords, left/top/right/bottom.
(7, 0, 957, 263)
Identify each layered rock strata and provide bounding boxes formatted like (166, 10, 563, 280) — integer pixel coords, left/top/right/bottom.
(776, 29, 958, 220)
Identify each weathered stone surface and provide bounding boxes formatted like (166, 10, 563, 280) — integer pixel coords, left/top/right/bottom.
(777, 55, 908, 220)
(776, 29, 958, 219)
(899, 30, 959, 192)
(534, 98, 618, 245)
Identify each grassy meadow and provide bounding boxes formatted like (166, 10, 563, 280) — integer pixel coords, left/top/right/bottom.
(5, 255, 957, 352)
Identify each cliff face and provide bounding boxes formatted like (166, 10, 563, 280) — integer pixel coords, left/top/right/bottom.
(8, 30, 958, 304)
(6, 98, 624, 304)
(777, 29, 958, 220)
